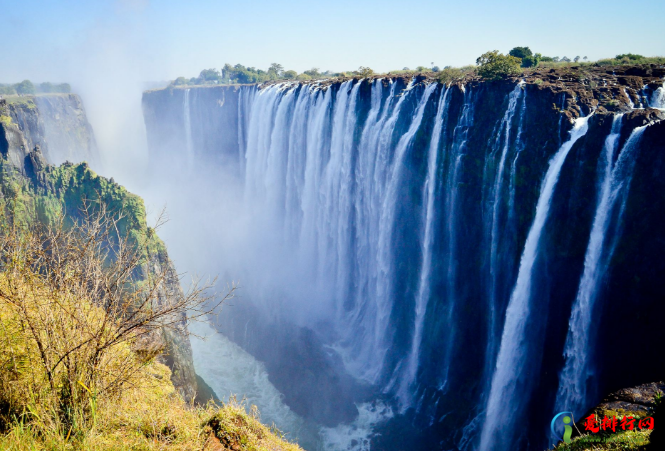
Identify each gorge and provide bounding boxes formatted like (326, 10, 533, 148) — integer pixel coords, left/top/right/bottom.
(141, 65, 665, 450)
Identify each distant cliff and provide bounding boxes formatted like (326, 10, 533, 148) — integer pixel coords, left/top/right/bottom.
(0, 94, 98, 167)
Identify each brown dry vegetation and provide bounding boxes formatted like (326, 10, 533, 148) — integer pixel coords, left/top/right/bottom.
(0, 206, 301, 450)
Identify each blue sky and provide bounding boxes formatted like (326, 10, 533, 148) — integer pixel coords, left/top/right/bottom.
(2, 0, 663, 183)
(2, 0, 665, 82)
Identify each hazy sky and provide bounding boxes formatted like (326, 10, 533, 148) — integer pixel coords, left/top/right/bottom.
(2, 0, 663, 184)
(3, 0, 665, 83)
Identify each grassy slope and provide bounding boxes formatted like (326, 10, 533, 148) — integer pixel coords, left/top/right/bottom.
(0, 158, 302, 450)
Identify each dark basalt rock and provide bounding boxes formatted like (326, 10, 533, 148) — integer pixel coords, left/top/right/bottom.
(570, 382, 664, 440)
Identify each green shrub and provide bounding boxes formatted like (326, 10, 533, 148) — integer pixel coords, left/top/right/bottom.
(356, 66, 374, 77)
(15, 80, 35, 95)
(476, 51, 522, 80)
(616, 53, 644, 61)
(438, 67, 466, 85)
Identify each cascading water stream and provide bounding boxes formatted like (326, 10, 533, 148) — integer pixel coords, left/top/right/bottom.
(479, 114, 592, 451)
(183, 89, 194, 167)
(651, 86, 665, 109)
(485, 82, 526, 383)
(436, 88, 477, 390)
(554, 119, 647, 419)
(397, 86, 452, 408)
(146, 77, 662, 451)
(376, 82, 437, 388)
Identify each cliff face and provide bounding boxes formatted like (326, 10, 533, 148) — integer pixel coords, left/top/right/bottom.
(142, 86, 241, 170)
(0, 94, 98, 168)
(0, 104, 198, 403)
(142, 65, 665, 450)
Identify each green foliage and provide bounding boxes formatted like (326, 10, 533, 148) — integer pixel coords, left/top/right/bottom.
(0, 160, 165, 261)
(596, 55, 665, 66)
(476, 50, 522, 80)
(0, 85, 16, 95)
(616, 53, 644, 61)
(509, 46, 533, 59)
(0, 115, 13, 127)
(173, 76, 188, 86)
(540, 56, 555, 62)
(283, 70, 297, 80)
(356, 66, 374, 77)
(37, 82, 71, 94)
(303, 67, 321, 78)
(438, 67, 466, 85)
(0, 81, 70, 96)
(198, 68, 221, 83)
(522, 52, 542, 68)
(509, 47, 542, 67)
(221, 64, 271, 84)
(15, 80, 35, 95)
(269, 63, 284, 78)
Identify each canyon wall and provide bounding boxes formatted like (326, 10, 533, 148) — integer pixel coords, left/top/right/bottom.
(1, 94, 98, 167)
(0, 95, 199, 403)
(143, 66, 665, 450)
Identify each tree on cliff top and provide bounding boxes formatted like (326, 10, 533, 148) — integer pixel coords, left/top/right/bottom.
(15, 79, 36, 95)
(476, 51, 522, 80)
(509, 46, 532, 59)
(509, 47, 541, 68)
(356, 66, 374, 78)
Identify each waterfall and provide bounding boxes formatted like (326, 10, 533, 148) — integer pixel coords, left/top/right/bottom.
(143, 77, 662, 451)
(397, 86, 452, 408)
(623, 88, 635, 109)
(376, 82, 437, 386)
(437, 87, 476, 389)
(479, 114, 592, 451)
(651, 86, 665, 109)
(554, 119, 647, 419)
(183, 88, 194, 166)
(485, 82, 526, 383)
(236, 79, 441, 387)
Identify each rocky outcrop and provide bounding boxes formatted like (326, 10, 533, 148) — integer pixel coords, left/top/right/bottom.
(580, 382, 664, 420)
(0, 94, 98, 168)
(0, 111, 199, 403)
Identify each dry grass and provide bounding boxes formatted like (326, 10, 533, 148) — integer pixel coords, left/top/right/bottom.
(0, 361, 303, 450)
(0, 207, 296, 450)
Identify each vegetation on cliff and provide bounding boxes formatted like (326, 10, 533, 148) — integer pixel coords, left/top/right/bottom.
(549, 383, 662, 450)
(0, 81, 71, 96)
(0, 146, 299, 449)
(168, 50, 664, 89)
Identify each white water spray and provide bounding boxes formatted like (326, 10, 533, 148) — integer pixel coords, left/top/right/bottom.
(555, 119, 647, 418)
(479, 114, 592, 451)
